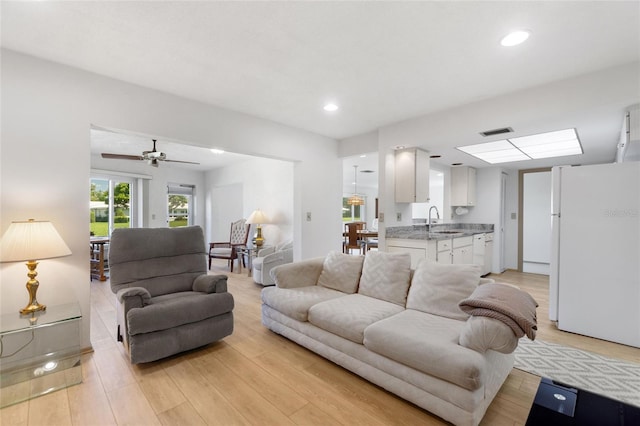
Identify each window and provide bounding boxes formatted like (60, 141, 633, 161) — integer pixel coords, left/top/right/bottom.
(168, 184, 194, 227)
(342, 197, 364, 222)
(90, 177, 133, 236)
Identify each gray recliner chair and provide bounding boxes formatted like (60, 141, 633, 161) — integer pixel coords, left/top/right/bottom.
(109, 226, 234, 364)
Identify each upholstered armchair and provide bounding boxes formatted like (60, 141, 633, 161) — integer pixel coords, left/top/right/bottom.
(252, 241, 294, 286)
(209, 219, 250, 272)
(109, 226, 234, 364)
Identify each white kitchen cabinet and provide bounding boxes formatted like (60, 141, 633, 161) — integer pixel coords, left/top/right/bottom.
(395, 148, 430, 203)
(386, 238, 436, 268)
(484, 233, 494, 275)
(436, 238, 452, 264)
(472, 233, 485, 267)
(452, 236, 473, 264)
(451, 166, 476, 206)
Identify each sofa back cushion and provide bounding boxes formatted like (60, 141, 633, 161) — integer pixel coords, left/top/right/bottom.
(358, 251, 412, 306)
(317, 251, 364, 293)
(406, 260, 481, 320)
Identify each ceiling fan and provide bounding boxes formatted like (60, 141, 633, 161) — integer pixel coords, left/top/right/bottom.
(101, 139, 200, 167)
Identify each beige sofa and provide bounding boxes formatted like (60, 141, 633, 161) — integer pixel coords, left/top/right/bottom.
(261, 251, 533, 426)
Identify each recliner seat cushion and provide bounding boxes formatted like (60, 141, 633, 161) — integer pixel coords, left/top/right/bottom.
(308, 294, 404, 344)
(127, 291, 234, 335)
(261, 286, 346, 321)
(363, 309, 486, 391)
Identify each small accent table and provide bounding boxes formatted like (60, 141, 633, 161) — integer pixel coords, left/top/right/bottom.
(0, 303, 83, 408)
(236, 245, 271, 277)
(90, 237, 110, 281)
(525, 377, 640, 425)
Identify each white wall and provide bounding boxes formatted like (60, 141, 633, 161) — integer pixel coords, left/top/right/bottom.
(205, 157, 294, 247)
(1, 49, 341, 350)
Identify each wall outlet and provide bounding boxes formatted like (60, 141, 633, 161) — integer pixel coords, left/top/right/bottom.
(396, 212, 402, 221)
(306, 212, 312, 221)
(152, 214, 156, 220)
(511, 212, 517, 220)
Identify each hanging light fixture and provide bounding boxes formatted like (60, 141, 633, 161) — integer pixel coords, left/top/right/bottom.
(347, 165, 365, 206)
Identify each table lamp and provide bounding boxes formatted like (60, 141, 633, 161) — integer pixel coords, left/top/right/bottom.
(246, 209, 269, 247)
(0, 219, 72, 314)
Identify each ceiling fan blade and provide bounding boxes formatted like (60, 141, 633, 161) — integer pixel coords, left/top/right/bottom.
(164, 159, 201, 165)
(102, 153, 144, 160)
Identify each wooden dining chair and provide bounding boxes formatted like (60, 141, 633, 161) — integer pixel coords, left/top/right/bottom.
(209, 219, 250, 271)
(343, 222, 365, 255)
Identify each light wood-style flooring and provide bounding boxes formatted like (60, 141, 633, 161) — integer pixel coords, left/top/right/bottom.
(2, 262, 638, 425)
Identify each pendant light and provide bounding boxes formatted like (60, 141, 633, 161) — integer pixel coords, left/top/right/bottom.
(347, 165, 365, 206)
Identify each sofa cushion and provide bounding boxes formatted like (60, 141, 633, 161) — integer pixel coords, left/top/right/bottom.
(308, 294, 404, 344)
(316, 251, 364, 294)
(358, 251, 411, 306)
(261, 286, 346, 322)
(363, 309, 487, 391)
(406, 260, 481, 321)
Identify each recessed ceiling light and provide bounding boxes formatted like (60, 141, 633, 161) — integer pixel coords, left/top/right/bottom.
(210, 148, 224, 154)
(500, 30, 530, 47)
(360, 154, 367, 158)
(323, 103, 338, 112)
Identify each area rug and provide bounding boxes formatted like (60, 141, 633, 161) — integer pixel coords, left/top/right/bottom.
(514, 338, 640, 407)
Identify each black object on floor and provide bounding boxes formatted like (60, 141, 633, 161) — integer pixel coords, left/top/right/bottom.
(526, 377, 640, 426)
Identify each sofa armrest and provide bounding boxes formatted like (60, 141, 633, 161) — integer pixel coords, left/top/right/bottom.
(116, 287, 152, 308)
(193, 274, 228, 293)
(258, 246, 276, 257)
(458, 315, 519, 354)
(270, 257, 325, 288)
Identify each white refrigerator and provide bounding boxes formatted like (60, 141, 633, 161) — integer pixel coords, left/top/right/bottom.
(549, 162, 640, 348)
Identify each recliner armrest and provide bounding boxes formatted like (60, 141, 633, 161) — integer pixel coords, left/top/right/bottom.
(193, 274, 228, 293)
(116, 287, 152, 316)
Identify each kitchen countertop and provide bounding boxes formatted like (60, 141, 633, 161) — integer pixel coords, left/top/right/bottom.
(385, 223, 494, 240)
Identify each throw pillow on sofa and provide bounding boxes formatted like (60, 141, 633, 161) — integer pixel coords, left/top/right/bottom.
(317, 251, 364, 293)
(407, 259, 481, 320)
(358, 251, 412, 306)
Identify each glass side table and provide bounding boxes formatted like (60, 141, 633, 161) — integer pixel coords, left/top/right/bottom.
(0, 302, 83, 408)
(236, 245, 272, 277)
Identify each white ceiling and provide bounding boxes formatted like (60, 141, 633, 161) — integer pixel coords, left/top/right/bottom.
(2, 1, 639, 178)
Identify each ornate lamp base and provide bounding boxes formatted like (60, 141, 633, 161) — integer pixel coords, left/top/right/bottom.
(20, 260, 47, 315)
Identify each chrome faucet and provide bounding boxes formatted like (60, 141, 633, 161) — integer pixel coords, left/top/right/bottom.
(428, 206, 440, 232)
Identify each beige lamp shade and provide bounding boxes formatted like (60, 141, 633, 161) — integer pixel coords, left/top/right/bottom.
(0, 219, 72, 262)
(246, 209, 269, 225)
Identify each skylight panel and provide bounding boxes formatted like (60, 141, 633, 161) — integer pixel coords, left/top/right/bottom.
(457, 128, 582, 164)
(510, 128, 582, 159)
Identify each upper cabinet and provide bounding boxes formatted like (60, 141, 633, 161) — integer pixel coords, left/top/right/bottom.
(395, 148, 430, 203)
(451, 166, 476, 206)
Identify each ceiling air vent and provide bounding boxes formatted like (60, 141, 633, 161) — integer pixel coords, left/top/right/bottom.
(479, 127, 513, 137)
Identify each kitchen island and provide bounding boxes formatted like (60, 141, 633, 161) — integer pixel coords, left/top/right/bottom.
(386, 224, 494, 273)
